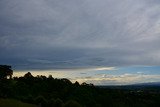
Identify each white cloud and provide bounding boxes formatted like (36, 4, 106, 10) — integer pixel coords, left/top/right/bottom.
(13, 67, 160, 85)
(72, 73, 160, 85)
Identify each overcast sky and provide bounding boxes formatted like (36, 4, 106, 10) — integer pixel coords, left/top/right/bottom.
(0, 0, 160, 70)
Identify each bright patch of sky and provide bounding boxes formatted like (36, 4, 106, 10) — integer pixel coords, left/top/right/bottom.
(14, 66, 160, 85)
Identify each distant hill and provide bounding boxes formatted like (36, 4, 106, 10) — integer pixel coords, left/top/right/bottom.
(97, 82, 160, 90)
(131, 82, 160, 86)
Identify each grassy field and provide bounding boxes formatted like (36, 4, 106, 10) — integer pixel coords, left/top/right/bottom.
(0, 99, 37, 107)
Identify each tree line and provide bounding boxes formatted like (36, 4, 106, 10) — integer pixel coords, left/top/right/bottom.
(1, 65, 160, 107)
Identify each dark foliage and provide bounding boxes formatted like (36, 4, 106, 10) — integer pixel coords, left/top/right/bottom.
(0, 67, 160, 107)
(0, 65, 13, 79)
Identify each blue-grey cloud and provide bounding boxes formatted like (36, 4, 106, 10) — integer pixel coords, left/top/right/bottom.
(0, 0, 160, 70)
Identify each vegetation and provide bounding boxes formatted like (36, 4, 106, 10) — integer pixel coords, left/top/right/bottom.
(1, 65, 160, 107)
(0, 99, 37, 107)
(0, 65, 13, 79)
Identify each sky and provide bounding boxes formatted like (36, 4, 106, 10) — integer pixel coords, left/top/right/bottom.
(0, 0, 160, 85)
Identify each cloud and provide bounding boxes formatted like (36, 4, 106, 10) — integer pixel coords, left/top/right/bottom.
(0, 0, 160, 69)
(72, 73, 160, 85)
(13, 66, 160, 85)
(27, 59, 53, 64)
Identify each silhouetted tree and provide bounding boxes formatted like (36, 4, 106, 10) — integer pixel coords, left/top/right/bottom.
(0, 65, 13, 79)
(24, 72, 33, 78)
(81, 82, 87, 86)
(61, 78, 72, 85)
(74, 81, 80, 86)
(48, 75, 53, 79)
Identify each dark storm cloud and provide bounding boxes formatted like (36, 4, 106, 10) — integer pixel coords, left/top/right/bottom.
(0, 0, 160, 70)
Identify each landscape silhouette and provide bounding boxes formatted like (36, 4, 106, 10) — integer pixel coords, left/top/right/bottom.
(0, 65, 160, 107)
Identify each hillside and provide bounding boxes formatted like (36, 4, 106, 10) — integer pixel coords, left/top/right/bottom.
(0, 99, 37, 107)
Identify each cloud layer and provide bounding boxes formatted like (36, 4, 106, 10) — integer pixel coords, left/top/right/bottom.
(0, 0, 160, 69)
(14, 66, 160, 85)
